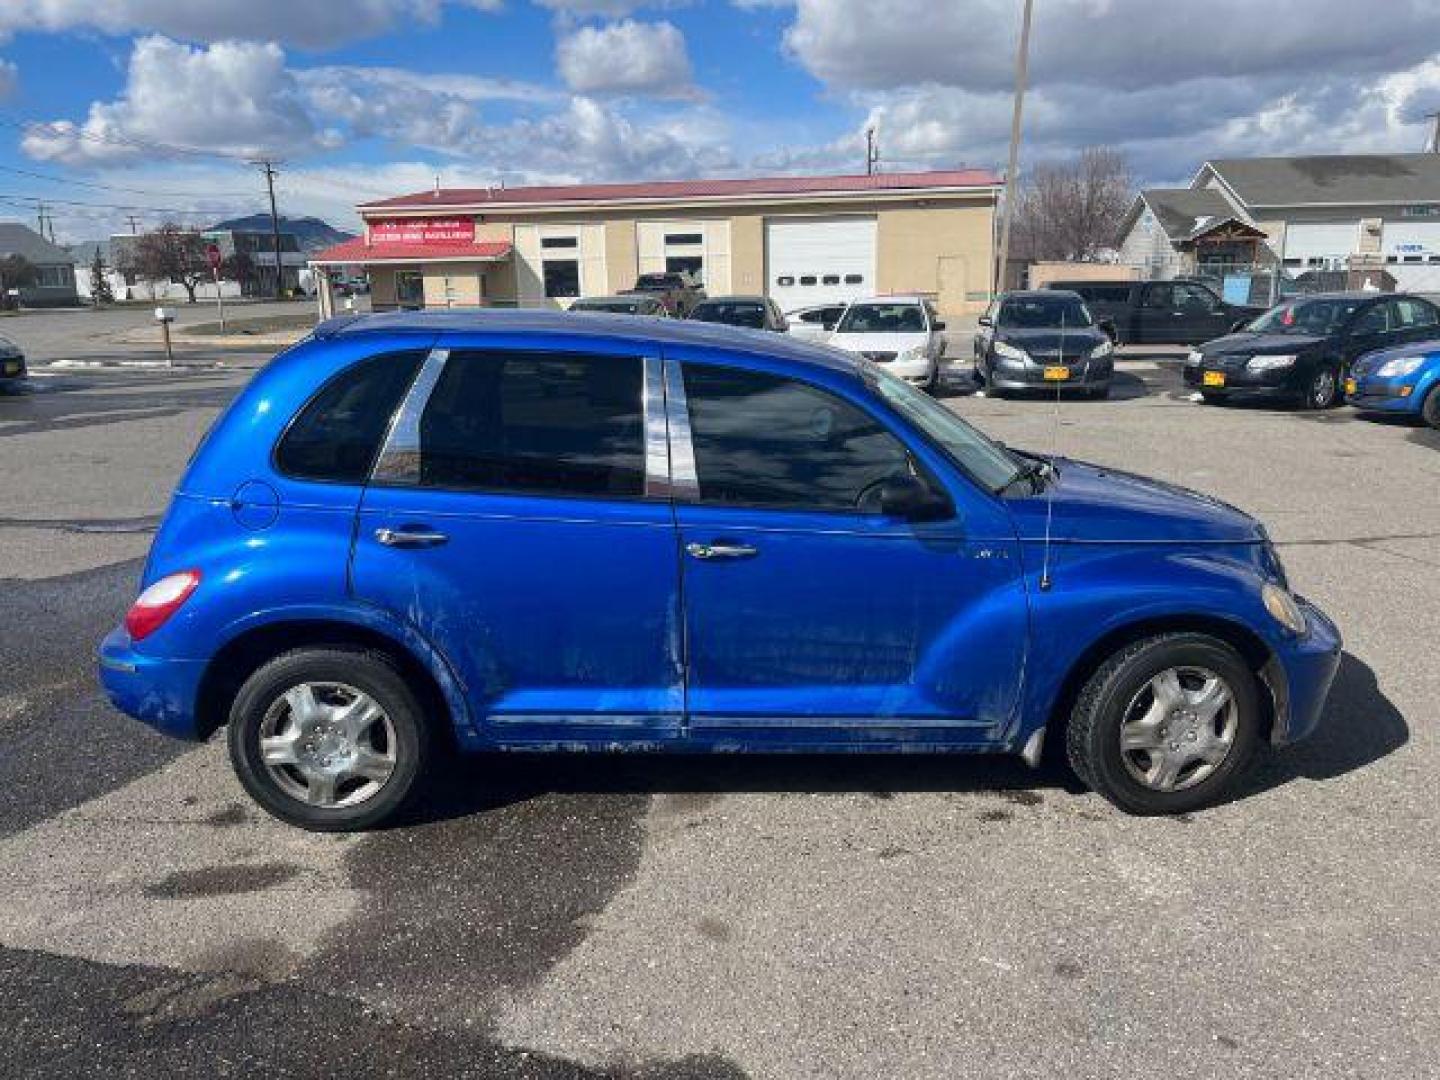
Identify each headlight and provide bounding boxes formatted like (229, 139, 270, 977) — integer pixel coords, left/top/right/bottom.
(1089, 340, 1113, 359)
(994, 340, 1029, 362)
(1185, 349, 1204, 367)
(1376, 356, 1425, 378)
(1262, 582, 1308, 635)
(1247, 354, 1297, 372)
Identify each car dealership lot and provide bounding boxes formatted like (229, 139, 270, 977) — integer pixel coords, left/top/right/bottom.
(2, 346, 1438, 1077)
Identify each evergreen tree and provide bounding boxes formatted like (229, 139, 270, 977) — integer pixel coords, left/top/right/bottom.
(89, 249, 115, 306)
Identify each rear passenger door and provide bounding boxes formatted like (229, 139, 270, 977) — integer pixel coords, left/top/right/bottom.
(350, 343, 684, 745)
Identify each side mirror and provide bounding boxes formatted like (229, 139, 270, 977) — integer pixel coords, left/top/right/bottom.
(1229, 319, 1249, 333)
(977, 316, 993, 327)
(933, 319, 947, 331)
(879, 474, 952, 522)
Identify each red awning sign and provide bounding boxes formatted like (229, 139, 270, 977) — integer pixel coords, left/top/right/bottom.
(205, 243, 221, 271)
(370, 218, 476, 246)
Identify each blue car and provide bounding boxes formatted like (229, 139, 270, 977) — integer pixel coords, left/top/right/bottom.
(99, 310, 1341, 830)
(1346, 339, 1440, 427)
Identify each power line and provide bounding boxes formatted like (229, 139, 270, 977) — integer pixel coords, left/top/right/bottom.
(0, 162, 254, 199)
(0, 191, 262, 215)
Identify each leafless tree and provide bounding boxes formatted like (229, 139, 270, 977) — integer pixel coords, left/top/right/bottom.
(134, 222, 208, 302)
(1012, 148, 1134, 263)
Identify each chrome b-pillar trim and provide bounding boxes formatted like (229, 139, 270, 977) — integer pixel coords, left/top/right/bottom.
(642, 356, 671, 498)
(661, 357, 699, 500)
(372, 347, 449, 484)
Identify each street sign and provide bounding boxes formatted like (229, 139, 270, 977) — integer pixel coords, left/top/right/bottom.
(205, 243, 221, 271)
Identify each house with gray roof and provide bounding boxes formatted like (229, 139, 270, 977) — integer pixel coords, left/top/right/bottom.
(0, 221, 78, 306)
(1117, 153, 1440, 291)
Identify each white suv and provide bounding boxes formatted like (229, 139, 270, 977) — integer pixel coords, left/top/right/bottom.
(826, 296, 946, 390)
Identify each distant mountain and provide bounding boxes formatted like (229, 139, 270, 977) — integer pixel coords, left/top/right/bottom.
(209, 215, 355, 253)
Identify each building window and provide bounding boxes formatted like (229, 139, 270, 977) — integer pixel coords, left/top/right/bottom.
(776, 275, 794, 287)
(664, 232, 703, 246)
(844, 274, 863, 285)
(821, 274, 840, 285)
(36, 265, 72, 288)
(799, 275, 817, 286)
(666, 255, 702, 283)
(396, 271, 424, 308)
(541, 236, 578, 249)
(543, 259, 580, 298)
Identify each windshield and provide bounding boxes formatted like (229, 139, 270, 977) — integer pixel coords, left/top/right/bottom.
(998, 295, 1094, 328)
(690, 301, 765, 328)
(574, 299, 641, 313)
(836, 302, 926, 335)
(870, 367, 1023, 493)
(1245, 297, 1364, 335)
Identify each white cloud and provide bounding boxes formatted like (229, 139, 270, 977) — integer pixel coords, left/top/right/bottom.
(0, 0, 501, 50)
(22, 36, 322, 165)
(535, 0, 648, 14)
(556, 19, 695, 97)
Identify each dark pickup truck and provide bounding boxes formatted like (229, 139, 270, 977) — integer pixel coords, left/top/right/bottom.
(1045, 279, 1265, 346)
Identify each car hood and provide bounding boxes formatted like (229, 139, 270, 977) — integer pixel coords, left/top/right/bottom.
(828, 331, 928, 353)
(1351, 339, 1440, 377)
(996, 327, 1106, 351)
(1202, 331, 1325, 356)
(1006, 458, 1264, 544)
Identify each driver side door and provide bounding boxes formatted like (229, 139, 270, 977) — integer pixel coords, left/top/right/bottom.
(666, 355, 1026, 748)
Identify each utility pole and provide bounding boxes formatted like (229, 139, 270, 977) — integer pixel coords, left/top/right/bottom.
(994, 0, 1035, 297)
(865, 127, 880, 176)
(1426, 111, 1440, 153)
(35, 202, 47, 239)
(125, 215, 141, 235)
(251, 159, 285, 299)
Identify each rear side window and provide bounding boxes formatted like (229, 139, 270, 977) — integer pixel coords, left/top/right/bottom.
(275, 351, 425, 483)
(414, 350, 645, 498)
(681, 364, 910, 512)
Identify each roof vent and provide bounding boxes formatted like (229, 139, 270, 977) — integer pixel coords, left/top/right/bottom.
(433, 174, 441, 198)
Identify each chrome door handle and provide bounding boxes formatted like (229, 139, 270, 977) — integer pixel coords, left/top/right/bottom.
(686, 541, 758, 561)
(375, 526, 449, 548)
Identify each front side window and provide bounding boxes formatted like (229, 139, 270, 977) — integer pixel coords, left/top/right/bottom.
(1174, 283, 1218, 312)
(412, 351, 644, 498)
(837, 302, 926, 334)
(276, 351, 425, 483)
(1396, 297, 1438, 327)
(681, 365, 911, 513)
(1349, 302, 1395, 336)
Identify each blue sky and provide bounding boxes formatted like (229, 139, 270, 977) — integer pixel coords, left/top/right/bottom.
(1, 0, 1439, 242)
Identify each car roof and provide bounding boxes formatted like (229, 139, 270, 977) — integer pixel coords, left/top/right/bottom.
(1003, 289, 1081, 299)
(313, 308, 862, 374)
(1284, 291, 1393, 301)
(849, 294, 928, 305)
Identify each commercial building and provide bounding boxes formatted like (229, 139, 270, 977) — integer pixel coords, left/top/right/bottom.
(1117, 153, 1440, 293)
(309, 169, 1002, 317)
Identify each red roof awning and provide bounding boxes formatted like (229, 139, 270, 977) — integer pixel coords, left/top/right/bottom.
(309, 238, 512, 266)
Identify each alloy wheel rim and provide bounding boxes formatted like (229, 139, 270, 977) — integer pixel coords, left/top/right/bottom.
(1118, 665, 1237, 792)
(258, 682, 397, 809)
(1313, 370, 1336, 407)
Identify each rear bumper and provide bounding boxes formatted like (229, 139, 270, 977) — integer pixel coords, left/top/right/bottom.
(98, 627, 207, 740)
(1266, 597, 1343, 747)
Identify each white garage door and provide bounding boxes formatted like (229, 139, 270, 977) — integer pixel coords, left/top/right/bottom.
(1284, 220, 1359, 265)
(1382, 220, 1440, 291)
(765, 216, 876, 311)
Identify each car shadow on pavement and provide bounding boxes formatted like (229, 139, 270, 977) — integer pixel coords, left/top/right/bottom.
(1232, 650, 1408, 803)
(396, 651, 1404, 828)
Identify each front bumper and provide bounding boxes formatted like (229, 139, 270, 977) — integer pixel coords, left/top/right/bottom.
(1183, 363, 1302, 399)
(990, 356, 1113, 390)
(98, 627, 208, 740)
(1265, 596, 1343, 746)
(1346, 374, 1423, 414)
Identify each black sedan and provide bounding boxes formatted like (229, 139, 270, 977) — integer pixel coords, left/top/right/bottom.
(687, 295, 789, 332)
(1185, 292, 1440, 409)
(0, 333, 25, 383)
(974, 290, 1115, 398)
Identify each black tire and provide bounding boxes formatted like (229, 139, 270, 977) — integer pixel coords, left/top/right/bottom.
(1087, 384, 1111, 401)
(1065, 633, 1260, 815)
(1302, 364, 1341, 410)
(228, 647, 429, 831)
(1422, 384, 1440, 430)
(1199, 390, 1225, 405)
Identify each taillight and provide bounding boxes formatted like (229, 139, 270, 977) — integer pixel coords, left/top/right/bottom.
(125, 570, 201, 641)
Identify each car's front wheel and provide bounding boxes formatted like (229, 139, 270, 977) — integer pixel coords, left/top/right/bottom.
(1066, 633, 1260, 815)
(1302, 365, 1341, 410)
(1422, 384, 1440, 430)
(228, 647, 429, 831)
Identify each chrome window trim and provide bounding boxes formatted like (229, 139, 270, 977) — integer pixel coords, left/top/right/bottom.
(371, 347, 449, 484)
(642, 355, 672, 498)
(661, 357, 699, 500)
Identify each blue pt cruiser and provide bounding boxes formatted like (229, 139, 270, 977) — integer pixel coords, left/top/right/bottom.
(100, 311, 1341, 830)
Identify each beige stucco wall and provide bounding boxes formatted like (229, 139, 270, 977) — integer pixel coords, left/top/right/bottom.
(729, 214, 765, 295)
(1028, 262, 1139, 289)
(876, 203, 994, 315)
(603, 220, 638, 295)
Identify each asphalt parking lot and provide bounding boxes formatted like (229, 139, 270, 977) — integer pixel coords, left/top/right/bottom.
(1, 310, 1438, 1078)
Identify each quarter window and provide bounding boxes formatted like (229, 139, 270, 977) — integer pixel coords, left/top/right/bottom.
(275, 351, 425, 483)
(681, 365, 911, 513)
(412, 351, 645, 498)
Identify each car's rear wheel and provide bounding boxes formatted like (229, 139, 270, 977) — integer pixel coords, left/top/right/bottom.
(1066, 633, 1260, 815)
(228, 647, 429, 831)
(1303, 365, 1340, 410)
(1422, 384, 1440, 430)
